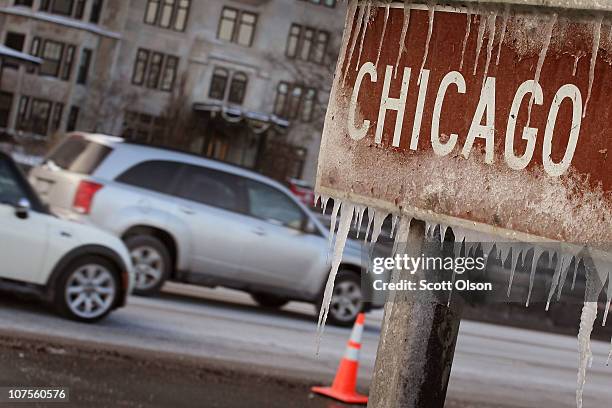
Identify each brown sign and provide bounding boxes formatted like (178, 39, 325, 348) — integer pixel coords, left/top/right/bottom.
(316, 2, 611, 246)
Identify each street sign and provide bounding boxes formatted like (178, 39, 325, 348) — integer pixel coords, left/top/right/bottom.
(316, 1, 611, 248)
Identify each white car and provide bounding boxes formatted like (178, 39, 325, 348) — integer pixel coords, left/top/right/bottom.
(0, 151, 133, 322)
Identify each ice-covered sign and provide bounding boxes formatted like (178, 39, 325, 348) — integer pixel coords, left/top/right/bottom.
(315, 2, 611, 406)
(316, 1, 610, 247)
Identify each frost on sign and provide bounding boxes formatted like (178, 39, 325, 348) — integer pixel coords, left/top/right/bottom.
(317, 1, 610, 247)
(315, 2, 611, 407)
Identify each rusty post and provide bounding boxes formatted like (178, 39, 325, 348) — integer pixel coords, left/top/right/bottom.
(368, 220, 462, 408)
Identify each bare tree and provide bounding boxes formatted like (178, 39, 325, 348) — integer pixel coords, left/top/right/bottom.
(86, 76, 140, 134)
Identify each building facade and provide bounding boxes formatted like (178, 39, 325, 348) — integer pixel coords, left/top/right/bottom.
(0, 0, 346, 182)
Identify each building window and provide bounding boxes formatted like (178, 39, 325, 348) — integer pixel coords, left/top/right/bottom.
(122, 111, 166, 143)
(208, 68, 248, 105)
(217, 7, 257, 47)
(60, 44, 75, 80)
(298, 0, 336, 7)
(208, 67, 228, 100)
(38, 40, 63, 77)
(51, 103, 64, 131)
(144, 0, 190, 31)
(89, 0, 103, 23)
(29, 37, 75, 80)
(39, 0, 87, 19)
(0, 92, 13, 128)
(4, 32, 26, 70)
(274, 82, 317, 122)
(17, 96, 64, 136)
(66, 106, 79, 131)
(160, 56, 178, 91)
(131, 48, 178, 91)
(286, 24, 329, 64)
(77, 48, 92, 84)
(14, 0, 34, 6)
(228, 72, 247, 105)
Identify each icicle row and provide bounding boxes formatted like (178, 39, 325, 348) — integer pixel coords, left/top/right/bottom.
(316, 201, 356, 353)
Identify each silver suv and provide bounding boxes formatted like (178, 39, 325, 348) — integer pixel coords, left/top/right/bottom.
(30, 133, 384, 326)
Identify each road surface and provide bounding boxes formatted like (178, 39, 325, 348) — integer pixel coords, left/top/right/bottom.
(0, 283, 611, 407)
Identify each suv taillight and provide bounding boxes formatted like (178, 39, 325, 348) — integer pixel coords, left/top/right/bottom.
(73, 180, 103, 214)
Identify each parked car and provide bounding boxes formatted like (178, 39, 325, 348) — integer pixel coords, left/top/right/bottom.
(0, 151, 133, 322)
(287, 178, 315, 207)
(30, 133, 385, 326)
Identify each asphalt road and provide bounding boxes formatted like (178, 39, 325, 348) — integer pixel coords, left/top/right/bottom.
(1, 283, 611, 407)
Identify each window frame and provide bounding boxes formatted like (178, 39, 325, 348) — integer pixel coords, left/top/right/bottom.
(76, 48, 92, 84)
(217, 6, 257, 47)
(208, 67, 229, 100)
(144, 0, 190, 32)
(285, 23, 330, 64)
(274, 82, 317, 122)
(227, 71, 248, 105)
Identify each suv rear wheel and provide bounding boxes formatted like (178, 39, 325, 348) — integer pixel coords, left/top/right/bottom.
(126, 235, 171, 296)
(54, 256, 119, 323)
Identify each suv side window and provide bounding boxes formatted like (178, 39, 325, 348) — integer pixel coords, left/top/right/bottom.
(174, 165, 242, 212)
(116, 160, 181, 194)
(0, 157, 27, 206)
(244, 180, 305, 230)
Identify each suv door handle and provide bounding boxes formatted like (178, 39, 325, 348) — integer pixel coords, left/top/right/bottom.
(252, 227, 266, 236)
(179, 206, 195, 215)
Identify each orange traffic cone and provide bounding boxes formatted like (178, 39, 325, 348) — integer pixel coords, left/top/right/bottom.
(311, 313, 368, 404)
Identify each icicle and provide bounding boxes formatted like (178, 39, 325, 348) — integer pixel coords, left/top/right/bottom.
(394, 2, 411, 78)
(526, 247, 545, 307)
(459, 4, 472, 70)
(496, 5, 510, 66)
(557, 255, 572, 301)
(390, 214, 399, 238)
(583, 16, 602, 119)
(355, 205, 366, 239)
(316, 201, 355, 353)
(481, 12, 497, 87)
(546, 255, 568, 311)
(370, 211, 388, 245)
(576, 302, 598, 408)
(607, 337, 612, 366)
(375, 3, 390, 69)
(425, 221, 433, 238)
(572, 257, 580, 291)
(527, 13, 556, 127)
(314, 194, 320, 208)
(364, 207, 375, 243)
(572, 54, 581, 76)
(602, 263, 612, 326)
(507, 247, 523, 297)
(321, 196, 330, 214)
(439, 224, 449, 248)
(342, 1, 362, 84)
(327, 200, 341, 250)
(419, 2, 435, 83)
(356, 1, 373, 71)
(473, 13, 486, 75)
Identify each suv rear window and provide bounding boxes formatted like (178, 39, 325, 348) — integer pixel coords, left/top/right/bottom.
(46, 136, 112, 174)
(116, 160, 181, 194)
